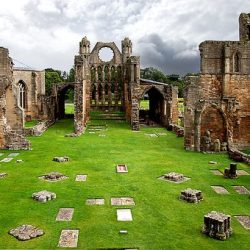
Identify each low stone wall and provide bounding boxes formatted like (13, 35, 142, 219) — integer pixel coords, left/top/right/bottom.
(24, 120, 54, 136)
(168, 124, 184, 137)
(228, 147, 250, 165)
(5, 129, 30, 150)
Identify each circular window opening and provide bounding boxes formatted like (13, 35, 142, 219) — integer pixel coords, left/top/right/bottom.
(98, 47, 114, 62)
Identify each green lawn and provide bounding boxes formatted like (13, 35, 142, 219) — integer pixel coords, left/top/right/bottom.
(25, 120, 38, 128)
(0, 117, 249, 249)
(65, 103, 74, 115)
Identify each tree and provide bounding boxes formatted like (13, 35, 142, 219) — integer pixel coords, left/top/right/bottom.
(66, 67, 75, 82)
(45, 68, 64, 95)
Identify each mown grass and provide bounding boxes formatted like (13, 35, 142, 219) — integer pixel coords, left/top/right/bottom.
(25, 120, 38, 128)
(0, 117, 249, 249)
(65, 103, 74, 115)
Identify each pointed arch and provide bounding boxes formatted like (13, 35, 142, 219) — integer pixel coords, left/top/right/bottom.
(18, 80, 27, 109)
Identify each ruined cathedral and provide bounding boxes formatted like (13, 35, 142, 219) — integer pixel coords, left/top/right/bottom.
(0, 13, 249, 159)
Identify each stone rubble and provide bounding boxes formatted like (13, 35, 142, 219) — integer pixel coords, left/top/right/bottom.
(40, 172, 68, 181)
(180, 188, 203, 203)
(9, 224, 44, 241)
(32, 190, 56, 203)
(53, 156, 69, 162)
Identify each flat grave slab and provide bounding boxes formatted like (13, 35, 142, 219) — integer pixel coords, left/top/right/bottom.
(86, 198, 105, 205)
(99, 134, 106, 137)
(75, 174, 87, 182)
(58, 229, 79, 248)
(209, 161, 217, 164)
(237, 170, 249, 176)
(56, 208, 74, 221)
(111, 197, 135, 206)
(145, 133, 158, 137)
(234, 215, 250, 230)
(211, 185, 229, 194)
(0, 153, 4, 157)
(0, 158, 13, 162)
(8, 153, 19, 157)
(210, 169, 223, 175)
(117, 209, 133, 221)
(88, 131, 95, 134)
(116, 164, 128, 173)
(232, 185, 250, 194)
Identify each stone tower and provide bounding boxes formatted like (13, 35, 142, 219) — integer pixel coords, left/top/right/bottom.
(122, 37, 132, 62)
(79, 36, 90, 58)
(239, 13, 250, 41)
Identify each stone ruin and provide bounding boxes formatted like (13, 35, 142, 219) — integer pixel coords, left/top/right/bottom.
(202, 211, 233, 240)
(164, 172, 184, 182)
(53, 156, 69, 162)
(180, 188, 203, 203)
(184, 13, 250, 154)
(9, 224, 44, 241)
(40, 172, 68, 181)
(224, 163, 238, 179)
(32, 190, 56, 203)
(0, 173, 7, 178)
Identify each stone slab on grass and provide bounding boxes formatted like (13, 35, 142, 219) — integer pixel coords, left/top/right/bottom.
(117, 209, 133, 221)
(56, 208, 74, 221)
(234, 215, 250, 230)
(0, 173, 7, 178)
(0, 153, 4, 157)
(145, 133, 158, 137)
(237, 170, 249, 176)
(116, 164, 128, 173)
(58, 229, 79, 248)
(232, 185, 250, 194)
(211, 185, 229, 194)
(75, 175, 87, 182)
(111, 197, 135, 206)
(9, 224, 44, 241)
(158, 173, 190, 184)
(209, 161, 217, 164)
(0, 158, 13, 162)
(8, 153, 19, 157)
(210, 169, 223, 175)
(86, 198, 105, 205)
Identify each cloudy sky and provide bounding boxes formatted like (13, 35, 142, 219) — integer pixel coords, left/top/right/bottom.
(0, 0, 249, 75)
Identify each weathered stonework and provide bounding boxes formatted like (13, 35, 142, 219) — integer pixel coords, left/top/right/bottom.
(184, 13, 250, 152)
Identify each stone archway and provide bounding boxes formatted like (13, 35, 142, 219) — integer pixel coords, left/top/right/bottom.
(198, 105, 227, 151)
(56, 83, 75, 119)
(139, 86, 165, 125)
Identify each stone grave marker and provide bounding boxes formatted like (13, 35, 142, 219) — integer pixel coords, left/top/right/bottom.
(180, 188, 203, 203)
(116, 164, 128, 173)
(40, 172, 68, 182)
(32, 190, 56, 202)
(211, 185, 229, 194)
(9, 225, 44, 241)
(56, 208, 74, 221)
(232, 185, 250, 194)
(111, 197, 135, 206)
(209, 161, 217, 164)
(86, 198, 105, 205)
(237, 170, 249, 176)
(234, 215, 250, 230)
(202, 211, 232, 240)
(210, 169, 223, 175)
(8, 153, 19, 157)
(58, 229, 79, 248)
(145, 133, 158, 137)
(53, 156, 69, 162)
(0, 173, 7, 178)
(88, 131, 95, 134)
(75, 174, 87, 182)
(159, 172, 190, 183)
(0, 158, 13, 162)
(117, 209, 133, 221)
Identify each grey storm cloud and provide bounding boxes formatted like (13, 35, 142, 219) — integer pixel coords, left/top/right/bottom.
(0, 0, 249, 75)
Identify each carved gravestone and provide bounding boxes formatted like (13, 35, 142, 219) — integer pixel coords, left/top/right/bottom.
(9, 225, 44, 241)
(202, 211, 232, 240)
(180, 188, 203, 203)
(224, 163, 237, 178)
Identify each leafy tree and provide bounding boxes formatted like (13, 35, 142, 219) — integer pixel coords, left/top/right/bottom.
(45, 68, 64, 95)
(66, 67, 75, 82)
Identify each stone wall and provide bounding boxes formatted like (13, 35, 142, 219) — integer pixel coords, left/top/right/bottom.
(184, 13, 250, 152)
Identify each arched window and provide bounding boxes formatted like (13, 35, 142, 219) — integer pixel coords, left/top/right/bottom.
(18, 81, 27, 109)
(233, 52, 240, 73)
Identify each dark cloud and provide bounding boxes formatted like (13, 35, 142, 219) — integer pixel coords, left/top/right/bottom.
(137, 34, 200, 75)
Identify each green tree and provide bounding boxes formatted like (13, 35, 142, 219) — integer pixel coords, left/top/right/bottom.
(66, 67, 75, 82)
(45, 68, 64, 95)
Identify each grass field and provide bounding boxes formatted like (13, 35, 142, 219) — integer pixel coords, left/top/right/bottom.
(0, 116, 249, 249)
(65, 103, 74, 115)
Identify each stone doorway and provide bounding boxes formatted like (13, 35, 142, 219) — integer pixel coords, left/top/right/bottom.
(139, 87, 164, 126)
